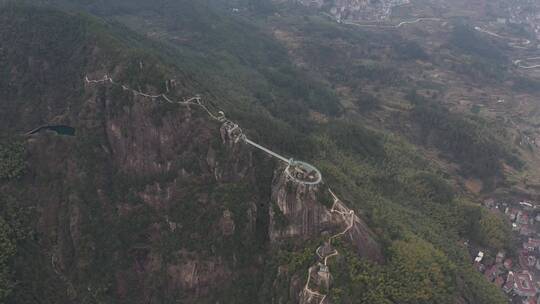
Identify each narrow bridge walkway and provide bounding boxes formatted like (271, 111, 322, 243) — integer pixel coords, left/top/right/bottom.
(243, 137, 290, 163)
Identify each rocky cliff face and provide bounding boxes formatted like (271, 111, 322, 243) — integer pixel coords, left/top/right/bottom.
(270, 173, 334, 241)
(269, 166, 382, 303)
(270, 170, 382, 263)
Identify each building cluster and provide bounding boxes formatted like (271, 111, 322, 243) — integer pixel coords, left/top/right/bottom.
(503, 0, 540, 41)
(474, 199, 540, 303)
(332, 0, 410, 22)
(297, 0, 409, 22)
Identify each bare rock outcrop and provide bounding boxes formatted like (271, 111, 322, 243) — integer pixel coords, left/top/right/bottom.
(270, 169, 383, 263)
(270, 171, 337, 241)
(166, 253, 232, 297)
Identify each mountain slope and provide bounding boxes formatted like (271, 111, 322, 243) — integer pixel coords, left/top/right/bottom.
(0, 5, 379, 303)
(0, 2, 520, 304)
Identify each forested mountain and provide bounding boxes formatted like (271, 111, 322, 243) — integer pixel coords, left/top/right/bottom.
(1, 1, 539, 303)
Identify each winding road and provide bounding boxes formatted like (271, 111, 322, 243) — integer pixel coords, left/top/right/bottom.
(470, 27, 540, 69)
(514, 57, 540, 69)
(324, 13, 538, 69)
(329, 15, 442, 29)
(474, 26, 532, 49)
(472, 27, 540, 69)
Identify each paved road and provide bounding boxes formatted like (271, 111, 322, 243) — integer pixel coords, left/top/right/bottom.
(334, 16, 441, 29)
(514, 57, 540, 69)
(472, 28, 540, 69)
(474, 26, 532, 49)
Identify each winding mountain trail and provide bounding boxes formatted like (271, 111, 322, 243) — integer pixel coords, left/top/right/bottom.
(302, 189, 356, 304)
(86, 74, 361, 304)
(85, 75, 225, 121)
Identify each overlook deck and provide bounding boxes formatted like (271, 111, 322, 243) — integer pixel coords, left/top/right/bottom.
(222, 120, 323, 185)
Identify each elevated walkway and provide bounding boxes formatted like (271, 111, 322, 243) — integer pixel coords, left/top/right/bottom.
(221, 120, 322, 185)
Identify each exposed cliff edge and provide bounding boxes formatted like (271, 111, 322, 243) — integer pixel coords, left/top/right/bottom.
(270, 162, 382, 303)
(270, 171, 382, 263)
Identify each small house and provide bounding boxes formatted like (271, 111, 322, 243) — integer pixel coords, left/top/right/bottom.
(515, 271, 536, 298)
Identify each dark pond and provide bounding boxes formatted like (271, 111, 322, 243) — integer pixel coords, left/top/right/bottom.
(28, 125, 76, 136)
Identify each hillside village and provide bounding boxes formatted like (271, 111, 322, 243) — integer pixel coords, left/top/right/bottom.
(286, 0, 410, 22)
(476, 199, 540, 304)
(503, 0, 540, 40)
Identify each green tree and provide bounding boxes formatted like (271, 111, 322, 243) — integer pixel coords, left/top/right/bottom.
(0, 218, 15, 302)
(0, 140, 25, 180)
(387, 236, 456, 304)
(476, 211, 511, 251)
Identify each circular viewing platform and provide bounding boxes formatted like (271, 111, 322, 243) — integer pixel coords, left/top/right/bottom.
(285, 160, 322, 185)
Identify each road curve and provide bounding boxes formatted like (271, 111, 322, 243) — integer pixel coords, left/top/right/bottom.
(337, 17, 441, 29)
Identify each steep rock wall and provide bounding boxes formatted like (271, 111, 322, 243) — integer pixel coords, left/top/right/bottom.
(270, 169, 383, 263)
